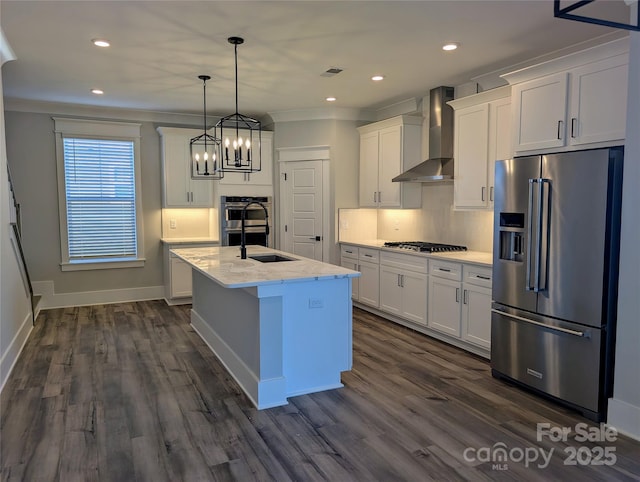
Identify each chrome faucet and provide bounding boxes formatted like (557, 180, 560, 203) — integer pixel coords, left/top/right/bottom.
(240, 201, 269, 259)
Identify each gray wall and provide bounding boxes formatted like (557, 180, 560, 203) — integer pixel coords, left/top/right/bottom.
(1, 55, 33, 389)
(4, 109, 184, 295)
(273, 118, 362, 264)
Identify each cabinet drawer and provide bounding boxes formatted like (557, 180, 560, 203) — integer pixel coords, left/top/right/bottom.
(341, 244, 359, 259)
(359, 248, 380, 263)
(380, 251, 428, 273)
(430, 260, 462, 281)
(463, 265, 492, 288)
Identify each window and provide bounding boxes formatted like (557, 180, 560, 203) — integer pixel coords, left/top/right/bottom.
(54, 118, 144, 271)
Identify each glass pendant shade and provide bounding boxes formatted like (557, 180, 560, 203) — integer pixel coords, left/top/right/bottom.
(190, 75, 223, 180)
(217, 37, 262, 173)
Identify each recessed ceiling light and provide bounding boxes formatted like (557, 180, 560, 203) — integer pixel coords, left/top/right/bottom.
(92, 39, 110, 48)
(326, 97, 337, 102)
(91, 89, 104, 95)
(371, 75, 385, 81)
(442, 43, 459, 51)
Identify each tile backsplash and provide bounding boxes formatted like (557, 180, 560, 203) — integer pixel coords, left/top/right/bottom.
(339, 184, 494, 252)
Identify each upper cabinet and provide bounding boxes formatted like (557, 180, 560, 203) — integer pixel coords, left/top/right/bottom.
(358, 115, 422, 209)
(158, 127, 214, 208)
(220, 130, 273, 187)
(503, 38, 629, 155)
(449, 86, 511, 210)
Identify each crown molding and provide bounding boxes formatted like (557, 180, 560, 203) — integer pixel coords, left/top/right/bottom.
(3, 97, 208, 126)
(267, 107, 375, 123)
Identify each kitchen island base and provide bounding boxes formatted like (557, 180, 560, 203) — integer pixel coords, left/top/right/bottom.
(190, 269, 353, 409)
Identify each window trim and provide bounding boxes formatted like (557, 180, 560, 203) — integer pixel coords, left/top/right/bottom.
(54, 117, 145, 271)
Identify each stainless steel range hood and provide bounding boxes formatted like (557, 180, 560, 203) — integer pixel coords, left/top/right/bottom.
(393, 86, 455, 183)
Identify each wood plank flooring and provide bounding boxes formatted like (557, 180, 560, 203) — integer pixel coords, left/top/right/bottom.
(1, 300, 639, 481)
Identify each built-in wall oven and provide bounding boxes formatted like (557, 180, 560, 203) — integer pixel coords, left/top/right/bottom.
(220, 196, 272, 247)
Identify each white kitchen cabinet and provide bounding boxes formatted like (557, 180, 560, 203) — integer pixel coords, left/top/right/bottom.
(170, 256, 193, 298)
(158, 127, 214, 207)
(450, 86, 511, 210)
(504, 39, 628, 154)
(379, 251, 428, 325)
(340, 244, 360, 300)
(357, 115, 422, 209)
(511, 72, 569, 152)
(219, 131, 273, 186)
(461, 265, 493, 349)
(163, 241, 218, 304)
(357, 248, 380, 308)
(428, 260, 463, 337)
(568, 55, 628, 147)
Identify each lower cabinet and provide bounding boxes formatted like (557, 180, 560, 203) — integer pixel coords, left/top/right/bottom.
(428, 260, 463, 337)
(170, 256, 193, 298)
(358, 248, 380, 308)
(340, 244, 379, 308)
(163, 241, 218, 304)
(380, 252, 428, 325)
(428, 260, 493, 352)
(339, 243, 492, 356)
(340, 245, 360, 300)
(461, 265, 493, 349)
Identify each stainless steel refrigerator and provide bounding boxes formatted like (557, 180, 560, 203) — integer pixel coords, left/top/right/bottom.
(491, 146, 624, 421)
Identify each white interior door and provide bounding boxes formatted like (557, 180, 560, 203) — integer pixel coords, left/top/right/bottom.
(281, 160, 323, 261)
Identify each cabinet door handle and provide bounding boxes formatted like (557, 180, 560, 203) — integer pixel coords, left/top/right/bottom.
(378, 191, 382, 203)
(397, 274, 401, 287)
(438, 268, 451, 272)
(455, 287, 460, 303)
(557, 120, 563, 140)
(490, 186, 494, 202)
(364, 254, 373, 258)
(476, 275, 491, 280)
(481, 186, 485, 202)
(463, 289, 468, 304)
(400, 274, 404, 287)
(571, 118, 577, 138)
(373, 192, 377, 203)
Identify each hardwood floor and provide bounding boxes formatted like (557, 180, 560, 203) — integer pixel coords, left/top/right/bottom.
(2, 301, 639, 481)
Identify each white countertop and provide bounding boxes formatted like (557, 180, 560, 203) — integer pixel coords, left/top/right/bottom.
(171, 245, 360, 288)
(340, 239, 493, 267)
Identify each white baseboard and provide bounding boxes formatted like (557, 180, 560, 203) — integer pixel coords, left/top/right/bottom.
(191, 309, 287, 410)
(32, 280, 164, 309)
(607, 397, 640, 441)
(0, 311, 33, 393)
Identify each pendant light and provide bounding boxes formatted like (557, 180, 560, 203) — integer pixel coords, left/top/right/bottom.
(216, 36, 261, 173)
(190, 75, 223, 180)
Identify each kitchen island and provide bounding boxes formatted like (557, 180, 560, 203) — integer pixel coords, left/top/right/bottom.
(170, 245, 360, 409)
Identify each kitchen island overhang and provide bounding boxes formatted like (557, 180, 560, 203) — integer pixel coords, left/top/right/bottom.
(171, 246, 360, 409)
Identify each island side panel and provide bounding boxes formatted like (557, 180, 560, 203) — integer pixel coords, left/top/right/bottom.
(277, 276, 353, 398)
(190, 270, 287, 409)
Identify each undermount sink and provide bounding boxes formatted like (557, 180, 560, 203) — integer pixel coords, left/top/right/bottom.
(249, 254, 296, 263)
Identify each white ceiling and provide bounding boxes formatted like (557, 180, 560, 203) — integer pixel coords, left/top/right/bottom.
(0, 1, 631, 118)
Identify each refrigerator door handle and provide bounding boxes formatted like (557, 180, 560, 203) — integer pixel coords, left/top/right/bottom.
(534, 179, 544, 292)
(526, 179, 537, 291)
(536, 179, 550, 292)
(491, 309, 587, 338)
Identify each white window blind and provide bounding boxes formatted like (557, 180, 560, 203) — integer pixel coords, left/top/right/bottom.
(63, 137, 138, 261)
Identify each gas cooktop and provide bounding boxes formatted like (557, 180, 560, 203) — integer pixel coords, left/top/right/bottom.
(383, 241, 468, 253)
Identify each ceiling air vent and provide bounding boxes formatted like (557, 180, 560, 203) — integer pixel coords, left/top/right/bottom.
(321, 67, 344, 77)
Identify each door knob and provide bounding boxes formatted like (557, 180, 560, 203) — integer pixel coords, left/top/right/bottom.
(309, 236, 322, 241)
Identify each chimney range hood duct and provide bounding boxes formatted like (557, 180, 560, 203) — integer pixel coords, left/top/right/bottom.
(392, 86, 455, 183)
